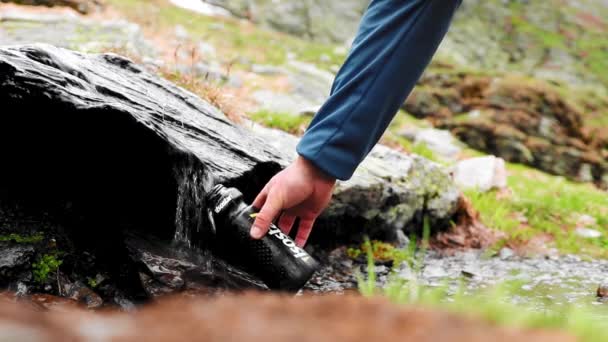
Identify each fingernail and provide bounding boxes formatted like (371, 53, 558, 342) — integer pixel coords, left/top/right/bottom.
(251, 226, 264, 239)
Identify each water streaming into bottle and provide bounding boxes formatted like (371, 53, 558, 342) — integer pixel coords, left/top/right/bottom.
(172, 162, 216, 250)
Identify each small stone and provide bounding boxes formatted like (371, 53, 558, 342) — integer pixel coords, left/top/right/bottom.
(174, 25, 190, 41)
(576, 214, 597, 228)
(423, 264, 447, 278)
(396, 262, 413, 279)
(373, 265, 388, 275)
(499, 247, 515, 260)
(574, 227, 602, 239)
(597, 283, 608, 299)
(333, 46, 348, 55)
(251, 64, 285, 76)
(298, 105, 320, 117)
(521, 284, 533, 291)
(461, 269, 476, 278)
(197, 42, 217, 59)
(339, 259, 353, 269)
(414, 128, 461, 160)
(453, 156, 508, 192)
(395, 230, 411, 249)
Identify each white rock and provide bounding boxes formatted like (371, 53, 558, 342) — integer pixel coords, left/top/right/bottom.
(453, 156, 507, 192)
(169, 0, 231, 17)
(174, 25, 190, 41)
(576, 214, 597, 227)
(423, 264, 448, 278)
(499, 247, 515, 260)
(414, 128, 461, 159)
(196, 42, 217, 59)
(575, 227, 602, 239)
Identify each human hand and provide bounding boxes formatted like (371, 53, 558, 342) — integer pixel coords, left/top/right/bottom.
(250, 155, 336, 247)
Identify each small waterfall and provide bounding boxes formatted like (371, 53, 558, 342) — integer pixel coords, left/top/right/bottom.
(172, 158, 215, 249)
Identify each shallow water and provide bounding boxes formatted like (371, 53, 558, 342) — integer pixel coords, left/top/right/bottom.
(306, 248, 608, 313)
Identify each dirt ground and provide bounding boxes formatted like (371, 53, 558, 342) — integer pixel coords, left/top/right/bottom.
(0, 292, 575, 342)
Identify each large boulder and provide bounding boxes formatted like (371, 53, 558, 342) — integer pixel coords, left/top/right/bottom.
(202, 0, 369, 44)
(0, 44, 460, 300)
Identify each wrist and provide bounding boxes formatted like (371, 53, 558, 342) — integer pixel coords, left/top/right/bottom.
(295, 155, 336, 183)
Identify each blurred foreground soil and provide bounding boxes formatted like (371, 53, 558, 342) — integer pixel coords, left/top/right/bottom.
(0, 292, 574, 342)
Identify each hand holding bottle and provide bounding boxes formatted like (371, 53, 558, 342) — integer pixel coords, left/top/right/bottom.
(250, 156, 336, 247)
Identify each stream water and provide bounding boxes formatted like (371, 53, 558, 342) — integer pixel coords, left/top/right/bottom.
(167, 164, 608, 313)
(306, 248, 608, 314)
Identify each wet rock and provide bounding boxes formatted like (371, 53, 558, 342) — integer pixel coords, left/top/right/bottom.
(125, 234, 267, 296)
(452, 156, 507, 192)
(27, 293, 82, 311)
(0, 243, 35, 283)
(63, 281, 103, 309)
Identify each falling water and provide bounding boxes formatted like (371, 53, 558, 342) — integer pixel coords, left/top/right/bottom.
(172, 159, 216, 250)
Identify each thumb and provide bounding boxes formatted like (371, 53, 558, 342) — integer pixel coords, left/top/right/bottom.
(251, 188, 283, 239)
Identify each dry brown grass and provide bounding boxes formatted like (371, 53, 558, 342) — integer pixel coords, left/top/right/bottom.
(100, 45, 243, 123)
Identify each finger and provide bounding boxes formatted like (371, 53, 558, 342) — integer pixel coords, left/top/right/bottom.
(251, 189, 283, 239)
(294, 218, 315, 247)
(278, 213, 296, 235)
(251, 183, 270, 209)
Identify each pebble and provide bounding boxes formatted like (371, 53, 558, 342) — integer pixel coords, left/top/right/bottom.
(499, 247, 515, 260)
(574, 227, 602, 239)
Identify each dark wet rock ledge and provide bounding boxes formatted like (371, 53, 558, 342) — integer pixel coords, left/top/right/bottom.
(0, 44, 460, 304)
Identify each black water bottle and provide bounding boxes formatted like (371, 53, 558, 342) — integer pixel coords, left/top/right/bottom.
(206, 184, 319, 292)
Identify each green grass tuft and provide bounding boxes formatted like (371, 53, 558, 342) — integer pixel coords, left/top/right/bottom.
(466, 162, 608, 256)
(0, 233, 44, 244)
(32, 254, 63, 284)
(249, 110, 311, 135)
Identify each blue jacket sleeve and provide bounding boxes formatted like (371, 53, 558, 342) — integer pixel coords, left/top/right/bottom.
(296, 0, 461, 180)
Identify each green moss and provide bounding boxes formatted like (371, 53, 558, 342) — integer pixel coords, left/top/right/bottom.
(32, 254, 63, 284)
(249, 110, 311, 134)
(87, 277, 99, 288)
(347, 240, 412, 266)
(0, 233, 44, 244)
